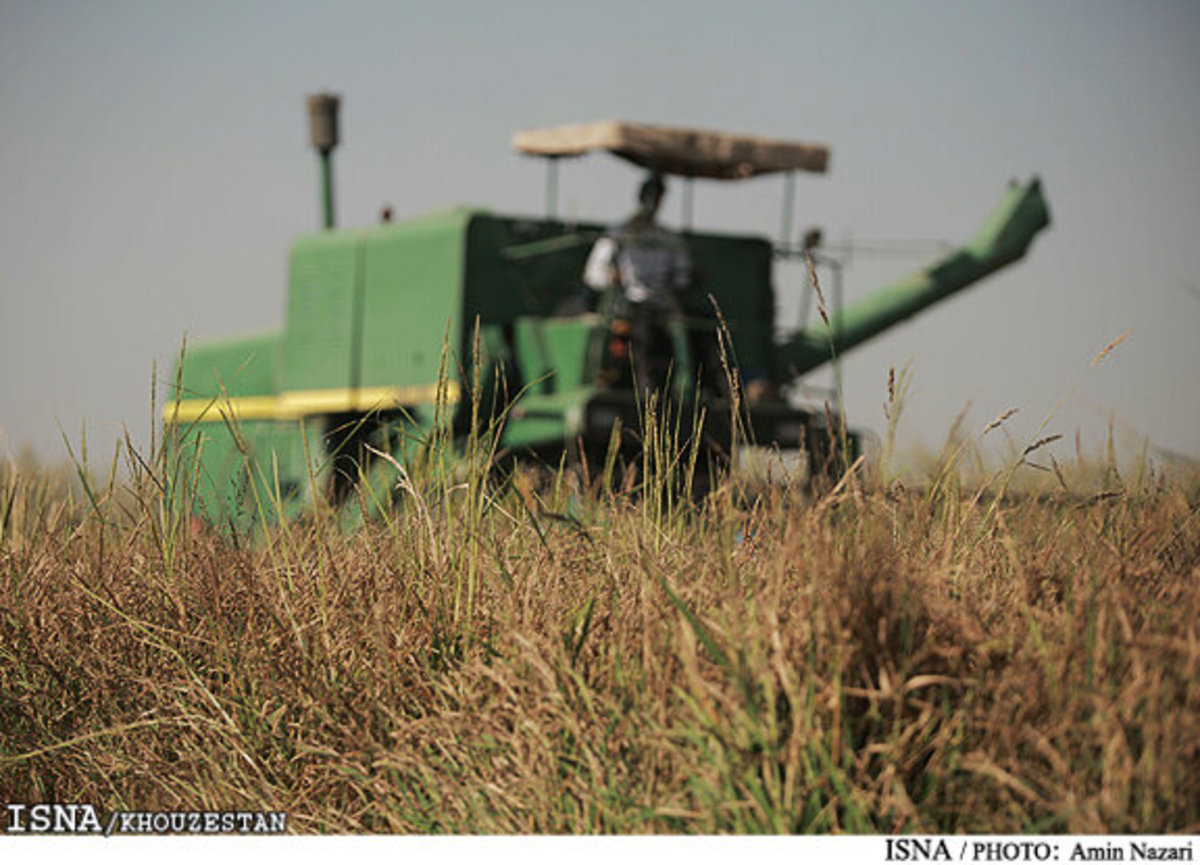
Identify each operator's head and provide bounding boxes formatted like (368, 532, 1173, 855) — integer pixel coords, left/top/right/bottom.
(638, 172, 666, 216)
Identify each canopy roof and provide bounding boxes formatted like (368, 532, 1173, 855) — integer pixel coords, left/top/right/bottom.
(512, 120, 830, 180)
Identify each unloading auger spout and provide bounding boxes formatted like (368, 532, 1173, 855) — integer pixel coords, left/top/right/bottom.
(777, 177, 1051, 376)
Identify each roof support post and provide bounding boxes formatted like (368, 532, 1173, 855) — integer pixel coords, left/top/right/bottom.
(545, 156, 560, 219)
(779, 170, 796, 249)
(682, 175, 694, 230)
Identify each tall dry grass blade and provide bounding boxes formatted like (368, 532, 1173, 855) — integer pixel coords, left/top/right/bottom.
(1090, 332, 1128, 368)
(982, 408, 1018, 436)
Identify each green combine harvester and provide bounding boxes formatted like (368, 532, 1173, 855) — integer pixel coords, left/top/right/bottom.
(165, 94, 1051, 530)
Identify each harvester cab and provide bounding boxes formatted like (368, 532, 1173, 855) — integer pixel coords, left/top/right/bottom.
(164, 97, 1051, 532)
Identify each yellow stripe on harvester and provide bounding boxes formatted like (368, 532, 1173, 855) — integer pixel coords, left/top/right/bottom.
(163, 382, 462, 423)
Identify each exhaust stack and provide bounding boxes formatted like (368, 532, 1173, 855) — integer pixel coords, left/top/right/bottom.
(306, 92, 340, 230)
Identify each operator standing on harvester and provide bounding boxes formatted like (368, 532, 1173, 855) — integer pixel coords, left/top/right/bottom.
(583, 173, 694, 398)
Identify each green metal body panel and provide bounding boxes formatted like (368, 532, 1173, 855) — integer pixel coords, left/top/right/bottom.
(282, 234, 358, 392)
(360, 210, 470, 390)
(168, 331, 309, 533)
(176, 331, 281, 401)
(685, 233, 776, 378)
(502, 388, 588, 449)
(463, 218, 596, 325)
(513, 315, 598, 393)
(172, 417, 321, 534)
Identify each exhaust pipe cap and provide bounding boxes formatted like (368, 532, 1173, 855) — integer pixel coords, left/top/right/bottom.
(307, 92, 340, 154)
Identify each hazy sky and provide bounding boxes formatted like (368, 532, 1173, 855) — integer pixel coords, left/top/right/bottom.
(2, 0, 1198, 471)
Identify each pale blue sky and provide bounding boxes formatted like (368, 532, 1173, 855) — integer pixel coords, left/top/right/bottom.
(2, 1, 1198, 469)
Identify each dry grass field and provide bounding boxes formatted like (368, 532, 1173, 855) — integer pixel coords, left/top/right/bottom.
(1, 400, 1198, 834)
